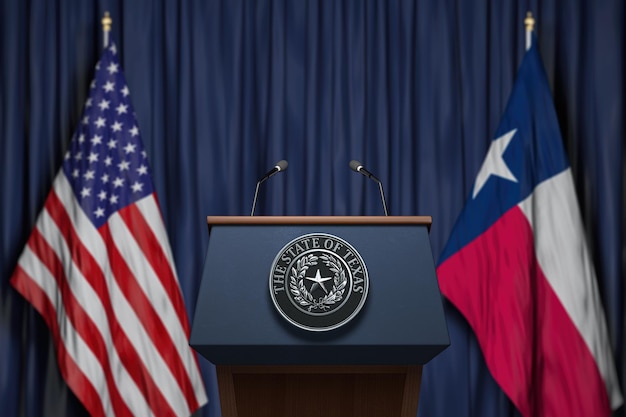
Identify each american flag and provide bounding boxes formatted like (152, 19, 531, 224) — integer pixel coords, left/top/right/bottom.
(10, 42, 208, 416)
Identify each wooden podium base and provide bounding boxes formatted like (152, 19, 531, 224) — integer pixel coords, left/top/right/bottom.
(216, 365, 422, 417)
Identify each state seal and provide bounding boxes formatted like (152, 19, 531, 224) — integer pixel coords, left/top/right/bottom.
(269, 233, 369, 331)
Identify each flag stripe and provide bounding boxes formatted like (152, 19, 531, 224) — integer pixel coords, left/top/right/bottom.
(518, 169, 622, 407)
(438, 205, 612, 417)
(111, 205, 204, 403)
(133, 196, 206, 401)
(127, 197, 191, 334)
(33, 204, 156, 416)
(12, 265, 108, 417)
(46, 177, 180, 416)
(25, 228, 133, 416)
(101, 221, 197, 413)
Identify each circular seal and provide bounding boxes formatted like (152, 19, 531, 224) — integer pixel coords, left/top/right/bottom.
(269, 233, 369, 332)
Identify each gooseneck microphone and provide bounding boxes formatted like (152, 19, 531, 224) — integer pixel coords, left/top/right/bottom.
(349, 160, 389, 216)
(251, 160, 288, 216)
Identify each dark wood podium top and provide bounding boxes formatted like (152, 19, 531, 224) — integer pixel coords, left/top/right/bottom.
(206, 215, 432, 229)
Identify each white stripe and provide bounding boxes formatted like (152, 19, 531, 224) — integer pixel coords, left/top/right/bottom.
(108, 211, 205, 394)
(107, 213, 191, 415)
(35, 197, 154, 416)
(53, 174, 192, 416)
(134, 195, 208, 405)
(136, 194, 208, 406)
(103, 270, 191, 416)
(518, 168, 623, 409)
(135, 196, 179, 282)
(18, 245, 112, 416)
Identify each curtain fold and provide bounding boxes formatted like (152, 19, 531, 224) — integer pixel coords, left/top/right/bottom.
(1, 1, 623, 416)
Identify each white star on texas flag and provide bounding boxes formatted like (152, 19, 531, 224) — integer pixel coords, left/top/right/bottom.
(472, 128, 518, 199)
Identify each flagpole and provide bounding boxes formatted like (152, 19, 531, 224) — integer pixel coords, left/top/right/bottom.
(102, 11, 112, 48)
(524, 11, 535, 50)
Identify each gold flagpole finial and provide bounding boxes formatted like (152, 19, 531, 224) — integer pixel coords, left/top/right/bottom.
(524, 11, 535, 32)
(102, 12, 112, 48)
(102, 11, 112, 33)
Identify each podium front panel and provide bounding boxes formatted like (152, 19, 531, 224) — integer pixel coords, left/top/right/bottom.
(190, 220, 449, 365)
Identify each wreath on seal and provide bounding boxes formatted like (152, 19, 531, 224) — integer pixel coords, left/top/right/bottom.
(289, 253, 348, 312)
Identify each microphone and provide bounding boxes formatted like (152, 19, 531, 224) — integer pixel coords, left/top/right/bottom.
(251, 160, 288, 216)
(349, 160, 380, 182)
(349, 160, 389, 216)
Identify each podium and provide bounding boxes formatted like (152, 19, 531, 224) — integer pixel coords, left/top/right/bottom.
(190, 216, 449, 417)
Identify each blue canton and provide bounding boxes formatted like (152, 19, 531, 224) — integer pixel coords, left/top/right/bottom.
(62, 43, 153, 228)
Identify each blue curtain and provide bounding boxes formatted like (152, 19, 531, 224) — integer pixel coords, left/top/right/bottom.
(1, 1, 623, 416)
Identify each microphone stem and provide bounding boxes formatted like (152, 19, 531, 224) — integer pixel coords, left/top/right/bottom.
(250, 181, 261, 216)
(378, 181, 389, 216)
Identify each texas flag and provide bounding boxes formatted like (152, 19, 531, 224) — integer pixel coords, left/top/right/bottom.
(436, 41, 623, 417)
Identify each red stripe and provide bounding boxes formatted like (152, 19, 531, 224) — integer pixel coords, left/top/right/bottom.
(99, 222, 200, 412)
(26, 227, 133, 416)
(120, 199, 204, 393)
(44, 190, 178, 417)
(437, 206, 611, 417)
(118, 201, 191, 335)
(11, 266, 106, 417)
(119, 201, 205, 398)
